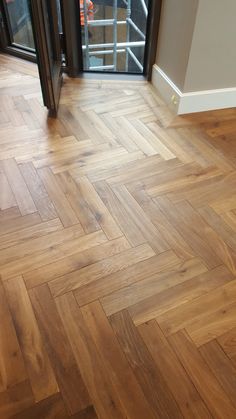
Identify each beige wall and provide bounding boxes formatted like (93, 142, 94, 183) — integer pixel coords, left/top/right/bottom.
(155, 0, 236, 94)
(156, 0, 198, 91)
(183, 0, 236, 92)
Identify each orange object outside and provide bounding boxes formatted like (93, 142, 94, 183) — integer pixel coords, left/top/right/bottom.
(80, 0, 94, 26)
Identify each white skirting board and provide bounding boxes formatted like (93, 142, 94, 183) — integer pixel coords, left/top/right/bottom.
(152, 64, 236, 115)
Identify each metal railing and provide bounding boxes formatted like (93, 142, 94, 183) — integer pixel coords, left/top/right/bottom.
(82, 0, 147, 72)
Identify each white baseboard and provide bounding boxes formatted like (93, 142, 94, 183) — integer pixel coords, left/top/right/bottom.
(152, 64, 236, 115)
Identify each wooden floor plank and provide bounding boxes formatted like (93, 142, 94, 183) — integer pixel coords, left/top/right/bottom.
(56, 293, 127, 419)
(156, 268, 236, 337)
(0, 218, 62, 251)
(0, 212, 41, 237)
(19, 162, 58, 221)
(2, 159, 37, 215)
(130, 119, 176, 159)
(29, 284, 90, 415)
(200, 340, 236, 409)
(101, 257, 208, 316)
(138, 321, 211, 419)
(0, 224, 85, 280)
(0, 381, 34, 419)
(38, 167, 80, 227)
(168, 330, 236, 418)
(10, 394, 98, 419)
(0, 206, 21, 223)
(4, 276, 59, 402)
(0, 279, 27, 391)
(110, 310, 182, 418)
(129, 264, 232, 326)
(218, 327, 236, 359)
(187, 301, 236, 347)
(73, 176, 122, 240)
(155, 196, 222, 269)
(24, 235, 128, 289)
(81, 301, 157, 419)
(174, 200, 236, 274)
(112, 184, 169, 253)
(55, 171, 100, 234)
(129, 186, 195, 260)
(0, 164, 16, 210)
(116, 116, 158, 156)
(75, 250, 180, 307)
(90, 155, 179, 185)
(49, 243, 155, 297)
(0, 222, 83, 269)
(93, 180, 147, 246)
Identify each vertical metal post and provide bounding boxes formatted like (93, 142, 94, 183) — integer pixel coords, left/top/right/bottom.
(140, 0, 148, 17)
(113, 0, 118, 71)
(125, 0, 131, 71)
(83, 0, 90, 70)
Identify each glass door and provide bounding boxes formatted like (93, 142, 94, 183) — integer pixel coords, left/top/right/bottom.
(0, 0, 35, 58)
(80, 0, 150, 73)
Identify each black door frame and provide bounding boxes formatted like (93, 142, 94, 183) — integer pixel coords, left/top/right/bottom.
(29, 0, 62, 114)
(60, 0, 83, 76)
(145, 0, 162, 80)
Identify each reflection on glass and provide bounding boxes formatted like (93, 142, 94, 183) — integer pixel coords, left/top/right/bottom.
(4, 0, 35, 50)
(80, 0, 149, 73)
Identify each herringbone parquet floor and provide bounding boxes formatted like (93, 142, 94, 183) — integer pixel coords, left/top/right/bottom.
(1, 53, 236, 418)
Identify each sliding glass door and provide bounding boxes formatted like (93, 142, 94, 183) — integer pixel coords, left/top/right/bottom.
(80, 0, 150, 73)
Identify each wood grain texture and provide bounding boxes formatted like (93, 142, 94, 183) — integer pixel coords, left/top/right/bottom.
(0, 279, 26, 391)
(169, 330, 236, 418)
(0, 381, 34, 419)
(4, 276, 58, 402)
(156, 266, 236, 338)
(2, 54, 236, 417)
(110, 310, 182, 418)
(129, 264, 233, 326)
(19, 162, 58, 221)
(10, 394, 97, 419)
(56, 293, 126, 419)
(75, 250, 180, 307)
(49, 243, 155, 297)
(29, 284, 90, 415)
(1, 159, 36, 216)
(138, 321, 211, 418)
(102, 257, 207, 316)
(24, 235, 129, 289)
(200, 340, 236, 409)
(81, 301, 157, 419)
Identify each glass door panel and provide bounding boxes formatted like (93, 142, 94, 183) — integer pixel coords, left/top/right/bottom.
(80, 0, 149, 73)
(3, 0, 35, 51)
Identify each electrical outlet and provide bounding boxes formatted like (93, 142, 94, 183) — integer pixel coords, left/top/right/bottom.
(171, 95, 178, 106)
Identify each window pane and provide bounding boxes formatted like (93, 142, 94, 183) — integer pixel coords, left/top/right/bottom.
(80, 0, 149, 73)
(4, 0, 35, 50)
